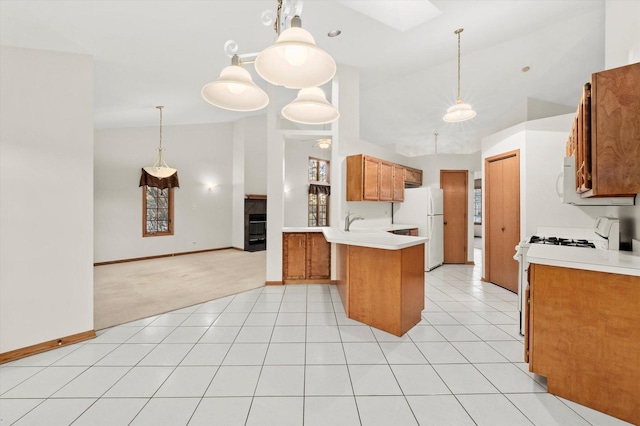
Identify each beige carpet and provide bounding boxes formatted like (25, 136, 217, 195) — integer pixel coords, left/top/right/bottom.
(94, 249, 267, 330)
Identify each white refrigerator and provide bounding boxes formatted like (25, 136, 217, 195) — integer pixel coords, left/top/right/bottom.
(393, 187, 444, 271)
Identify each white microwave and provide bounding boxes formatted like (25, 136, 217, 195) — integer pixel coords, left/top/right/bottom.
(560, 157, 635, 206)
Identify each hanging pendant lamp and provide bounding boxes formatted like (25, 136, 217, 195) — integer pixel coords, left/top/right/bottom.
(281, 87, 340, 125)
(255, 15, 336, 89)
(443, 28, 476, 122)
(201, 55, 269, 112)
(143, 106, 178, 179)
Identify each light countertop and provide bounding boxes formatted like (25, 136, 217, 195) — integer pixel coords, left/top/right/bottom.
(526, 244, 640, 277)
(321, 227, 427, 250)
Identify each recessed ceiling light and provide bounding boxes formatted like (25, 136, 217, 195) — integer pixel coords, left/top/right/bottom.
(328, 29, 341, 37)
(522, 66, 531, 72)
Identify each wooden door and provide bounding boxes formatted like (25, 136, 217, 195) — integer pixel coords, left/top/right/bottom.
(485, 150, 520, 293)
(379, 161, 393, 201)
(283, 233, 307, 280)
(441, 170, 468, 264)
(307, 233, 330, 279)
(363, 156, 380, 200)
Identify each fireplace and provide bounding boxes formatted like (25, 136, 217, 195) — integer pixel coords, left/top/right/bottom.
(244, 197, 266, 252)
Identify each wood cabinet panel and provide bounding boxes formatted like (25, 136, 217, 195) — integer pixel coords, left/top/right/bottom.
(404, 167, 423, 187)
(588, 62, 640, 196)
(363, 156, 380, 201)
(283, 233, 307, 280)
(283, 232, 331, 282)
(569, 63, 640, 197)
(392, 164, 404, 201)
(346, 154, 420, 202)
(307, 233, 331, 279)
(527, 264, 640, 425)
(339, 243, 424, 336)
(379, 161, 393, 201)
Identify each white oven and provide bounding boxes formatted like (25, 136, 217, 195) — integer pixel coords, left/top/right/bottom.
(513, 216, 620, 335)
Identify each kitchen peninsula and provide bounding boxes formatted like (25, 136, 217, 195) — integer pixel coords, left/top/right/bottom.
(322, 228, 428, 336)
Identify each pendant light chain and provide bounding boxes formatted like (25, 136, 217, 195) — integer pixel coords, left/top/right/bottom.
(455, 28, 463, 102)
(155, 105, 166, 168)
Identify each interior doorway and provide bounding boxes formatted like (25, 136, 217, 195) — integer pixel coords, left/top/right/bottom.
(484, 150, 520, 293)
(441, 170, 468, 264)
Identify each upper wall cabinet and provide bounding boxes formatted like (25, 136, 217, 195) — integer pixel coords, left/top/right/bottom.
(568, 62, 640, 198)
(346, 154, 408, 202)
(404, 167, 423, 188)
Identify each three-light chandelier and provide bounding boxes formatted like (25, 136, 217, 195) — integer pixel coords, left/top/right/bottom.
(201, 0, 339, 125)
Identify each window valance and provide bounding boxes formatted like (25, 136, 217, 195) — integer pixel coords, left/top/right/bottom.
(309, 183, 330, 195)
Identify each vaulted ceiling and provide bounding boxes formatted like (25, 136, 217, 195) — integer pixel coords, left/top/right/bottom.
(0, 0, 605, 155)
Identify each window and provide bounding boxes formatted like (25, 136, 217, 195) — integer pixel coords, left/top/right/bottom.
(308, 158, 330, 227)
(474, 179, 482, 225)
(143, 186, 174, 236)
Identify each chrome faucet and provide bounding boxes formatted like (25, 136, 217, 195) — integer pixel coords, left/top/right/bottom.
(344, 211, 364, 231)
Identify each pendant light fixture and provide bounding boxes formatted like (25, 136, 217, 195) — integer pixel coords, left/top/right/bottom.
(201, 0, 339, 125)
(314, 138, 332, 149)
(443, 28, 476, 123)
(255, 15, 336, 89)
(201, 55, 269, 112)
(282, 87, 340, 125)
(434, 132, 439, 154)
(143, 106, 177, 179)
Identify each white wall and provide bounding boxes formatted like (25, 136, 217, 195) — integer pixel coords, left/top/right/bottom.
(94, 122, 234, 263)
(605, 0, 640, 69)
(0, 46, 94, 353)
(243, 115, 268, 196)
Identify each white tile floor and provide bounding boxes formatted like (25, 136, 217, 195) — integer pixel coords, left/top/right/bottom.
(0, 251, 633, 426)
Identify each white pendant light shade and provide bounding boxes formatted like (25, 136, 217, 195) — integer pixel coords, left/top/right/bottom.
(144, 165, 178, 179)
(281, 87, 340, 125)
(443, 100, 477, 122)
(201, 64, 269, 112)
(255, 26, 337, 89)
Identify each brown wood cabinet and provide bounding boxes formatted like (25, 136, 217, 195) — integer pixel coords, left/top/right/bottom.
(336, 243, 424, 336)
(346, 154, 413, 202)
(526, 263, 640, 425)
(282, 232, 331, 283)
(404, 166, 423, 188)
(569, 62, 640, 197)
(392, 164, 405, 201)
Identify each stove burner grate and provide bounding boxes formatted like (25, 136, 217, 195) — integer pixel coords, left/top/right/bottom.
(529, 235, 595, 248)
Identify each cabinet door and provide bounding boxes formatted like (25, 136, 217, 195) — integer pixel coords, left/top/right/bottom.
(379, 161, 394, 201)
(589, 63, 640, 196)
(307, 233, 331, 279)
(363, 156, 380, 200)
(404, 167, 423, 187)
(283, 233, 307, 280)
(392, 164, 404, 201)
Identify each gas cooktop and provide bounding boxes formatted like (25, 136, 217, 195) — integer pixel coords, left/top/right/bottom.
(529, 235, 596, 248)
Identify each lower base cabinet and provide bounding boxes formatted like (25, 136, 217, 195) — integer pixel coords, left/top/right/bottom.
(282, 232, 331, 283)
(526, 264, 640, 425)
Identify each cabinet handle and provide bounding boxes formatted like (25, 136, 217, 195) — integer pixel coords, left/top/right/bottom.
(501, 227, 505, 232)
(444, 220, 448, 225)
(299, 240, 302, 248)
